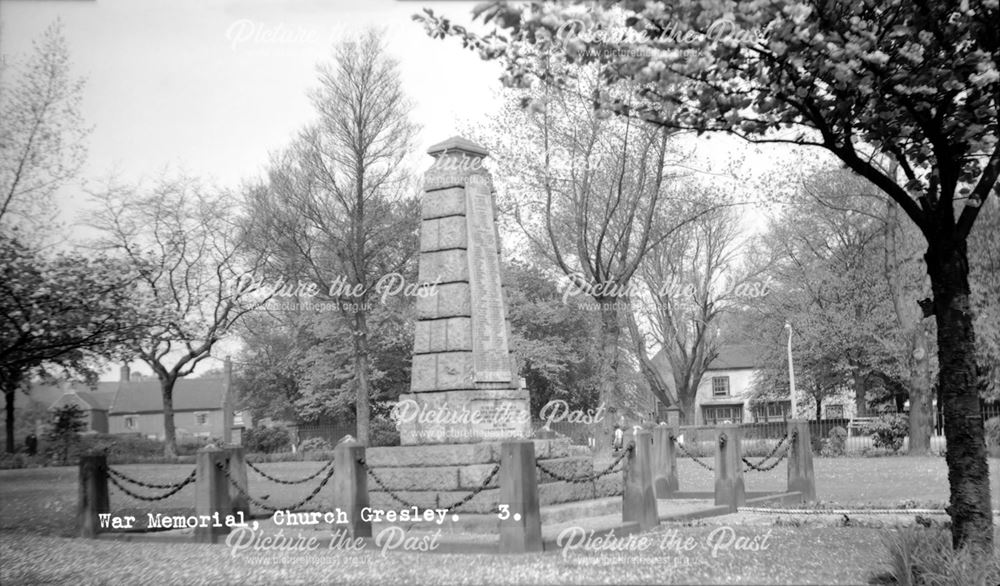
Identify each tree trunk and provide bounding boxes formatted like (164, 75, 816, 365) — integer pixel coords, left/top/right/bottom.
(352, 309, 371, 446)
(926, 238, 993, 552)
(853, 370, 867, 417)
(160, 377, 177, 458)
(677, 390, 696, 425)
(597, 296, 622, 450)
(5, 389, 14, 453)
(907, 324, 933, 455)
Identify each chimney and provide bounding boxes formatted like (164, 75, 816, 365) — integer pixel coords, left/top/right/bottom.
(120, 364, 131, 383)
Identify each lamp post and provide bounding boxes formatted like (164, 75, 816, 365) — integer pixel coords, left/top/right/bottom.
(785, 322, 797, 418)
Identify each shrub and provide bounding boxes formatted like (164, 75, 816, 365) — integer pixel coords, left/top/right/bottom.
(47, 404, 87, 464)
(177, 437, 214, 456)
(742, 439, 782, 457)
(243, 426, 290, 453)
(871, 526, 1000, 585)
(864, 414, 909, 453)
(370, 417, 400, 447)
(83, 434, 165, 461)
(0, 452, 49, 470)
(810, 434, 824, 454)
(822, 426, 847, 457)
(299, 437, 331, 453)
(984, 417, 1000, 449)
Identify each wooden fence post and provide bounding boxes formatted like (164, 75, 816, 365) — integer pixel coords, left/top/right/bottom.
(714, 425, 745, 511)
(623, 430, 658, 531)
(78, 453, 109, 538)
(195, 446, 231, 543)
(499, 440, 543, 553)
(333, 440, 371, 538)
(787, 419, 816, 501)
(226, 446, 249, 517)
(652, 424, 679, 498)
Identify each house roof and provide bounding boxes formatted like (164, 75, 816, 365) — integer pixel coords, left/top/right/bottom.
(108, 379, 226, 414)
(32, 382, 118, 410)
(706, 345, 759, 370)
(651, 344, 760, 375)
(50, 388, 118, 411)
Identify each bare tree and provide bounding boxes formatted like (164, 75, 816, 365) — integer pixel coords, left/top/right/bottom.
(628, 203, 770, 423)
(0, 20, 88, 235)
(480, 66, 724, 441)
(247, 30, 419, 445)
(92, 176, 271, 456)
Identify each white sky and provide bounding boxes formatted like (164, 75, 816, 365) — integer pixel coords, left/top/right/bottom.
(0, 0, 505, 217)
(0, 0, 819, 380)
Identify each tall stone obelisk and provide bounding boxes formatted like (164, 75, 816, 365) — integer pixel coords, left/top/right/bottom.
(397, 137, 531, 445)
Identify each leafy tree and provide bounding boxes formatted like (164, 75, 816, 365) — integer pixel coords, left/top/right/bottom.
(743, 169, 907, 420)
(420, 0, 999, 550)
(969, 197, 1000, 400)
(245, 30, 419, 445)
(47, 403, 86, 464)
(0, 235, 142, 452)
(233, 286, 416, 426)
(503, 260, 604, 417)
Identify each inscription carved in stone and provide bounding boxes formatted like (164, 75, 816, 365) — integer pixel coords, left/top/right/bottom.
(465, 178, 512, 383)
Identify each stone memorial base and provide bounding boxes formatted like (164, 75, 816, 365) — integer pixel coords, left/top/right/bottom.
(365, 439, 622, 516)
(396, 389, 531, 445)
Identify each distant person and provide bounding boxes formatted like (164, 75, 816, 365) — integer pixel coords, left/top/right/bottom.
(612, 425, 624, 452)
(24, 433, 37, 456)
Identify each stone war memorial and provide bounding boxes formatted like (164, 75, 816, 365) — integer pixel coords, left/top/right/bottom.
(363, 137, 623, 522)
(398, 135, 530, 445)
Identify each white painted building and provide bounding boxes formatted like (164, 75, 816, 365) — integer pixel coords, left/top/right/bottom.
(654, 345, 812, 425)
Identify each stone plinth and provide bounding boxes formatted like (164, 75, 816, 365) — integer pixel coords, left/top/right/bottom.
(395, 389, 531, 445)
(364, 439, 623, 515)
(401, 136, 528, 445)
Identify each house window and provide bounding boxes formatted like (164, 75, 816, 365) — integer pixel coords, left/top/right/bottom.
(753, 401, 791, 422)
(702, 405, 743, 425)
(826, 404, 844, 419)
(195, 412, 208, 426)
(712, 376, 730, 397)
(753, 401, 792, 421)
(125, 416, 136, 430)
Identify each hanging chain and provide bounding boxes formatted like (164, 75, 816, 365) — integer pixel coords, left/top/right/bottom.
(106, 466, 197, 491)
(671, 435, 715, 471)
(535, 443, 632, 484)
(216, 460, 335, 513)
(360, 458, 501, 515)
(742, 432, 794, 472)
(106, 467, 196, 502)
(246, 459, 334, 485)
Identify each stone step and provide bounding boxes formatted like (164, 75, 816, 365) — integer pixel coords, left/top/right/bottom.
(370, 496, 625, 535)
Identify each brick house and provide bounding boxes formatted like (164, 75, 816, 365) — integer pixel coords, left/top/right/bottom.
(25, 360, 249, 442)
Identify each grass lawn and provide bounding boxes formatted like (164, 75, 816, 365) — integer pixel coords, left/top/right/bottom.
(0, 526, 891, 585)
(2, 457, 998, 537)
(670, 456, 1000, 508)
(2, 457, 997, 585)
